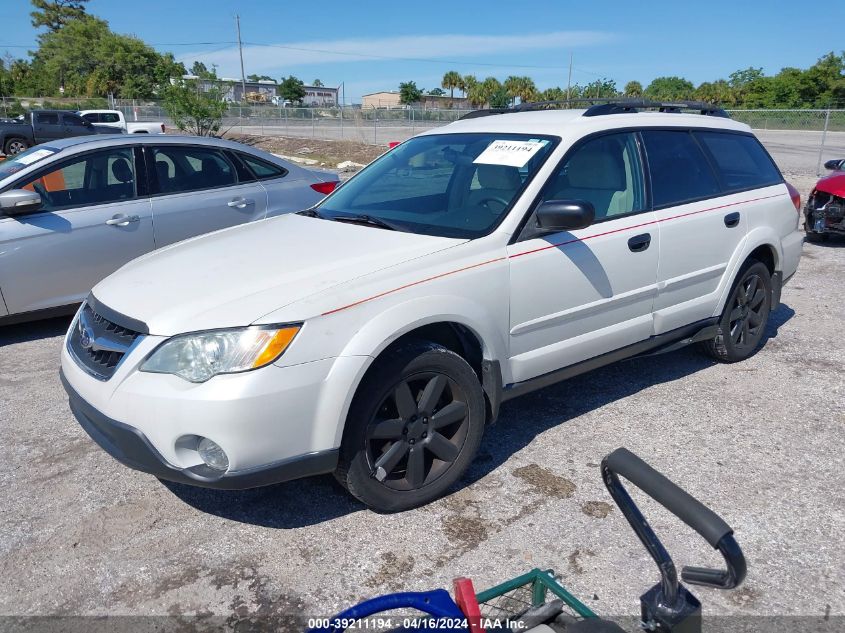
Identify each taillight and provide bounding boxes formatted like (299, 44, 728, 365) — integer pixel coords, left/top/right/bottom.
(310, 181, 338, 195)
(785, 182, 801, 212)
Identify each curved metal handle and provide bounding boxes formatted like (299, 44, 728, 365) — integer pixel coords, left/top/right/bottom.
(227, 197, 253, 209)
(601, 448, 746, 603)
(105, 214, 140, 226)
(309, 589, 465, 632)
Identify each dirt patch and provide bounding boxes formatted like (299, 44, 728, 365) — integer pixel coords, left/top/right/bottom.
(567, 548, 596, 575)
(581, 501, 614, 519)
(365, 551, 416, 591)
(727, 586, 758, 608)
(223, 133, 385, 169)
(512, 464, 577, 499)
(442, 515, 489, 551)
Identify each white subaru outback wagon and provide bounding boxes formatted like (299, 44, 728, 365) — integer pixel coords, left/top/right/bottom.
(60, 101, 804, 512)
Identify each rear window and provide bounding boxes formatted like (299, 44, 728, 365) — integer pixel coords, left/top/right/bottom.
(641, 130, 720, 207)
(238, 153, 288, 180)
(694, 131, 782, 191)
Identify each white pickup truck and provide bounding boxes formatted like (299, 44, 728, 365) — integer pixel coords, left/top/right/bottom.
(78, 109, 166, 134)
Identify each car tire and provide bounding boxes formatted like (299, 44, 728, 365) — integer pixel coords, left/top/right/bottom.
(335, 341, 486, 512)
(4, 138, 29, 155)
(699, 259, 772, 363)
(804, 230, 828, 243)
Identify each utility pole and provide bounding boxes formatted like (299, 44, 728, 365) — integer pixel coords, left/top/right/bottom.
(236, 14, 247, 103)
(566, 52, 573, 104)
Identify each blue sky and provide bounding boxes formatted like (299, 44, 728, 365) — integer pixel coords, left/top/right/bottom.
(2, 0, 842, 103)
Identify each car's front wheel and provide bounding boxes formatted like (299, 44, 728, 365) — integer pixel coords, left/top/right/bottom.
(336, 341, 486, 512)
(699, 259, 772, 362)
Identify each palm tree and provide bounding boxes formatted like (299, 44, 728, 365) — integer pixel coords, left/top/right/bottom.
(624, 81, 643, 97)
(441, 70, 461, 100)
(462, 74, 478, 99)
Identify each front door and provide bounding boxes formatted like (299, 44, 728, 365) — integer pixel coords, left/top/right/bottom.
(147, 145, 269, 247)
(32, 111, 62, 144)
(506, 131, 659, 384)
(0, 146, 155, 314)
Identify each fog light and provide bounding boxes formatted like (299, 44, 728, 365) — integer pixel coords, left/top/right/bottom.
(197, 437, 229, 472)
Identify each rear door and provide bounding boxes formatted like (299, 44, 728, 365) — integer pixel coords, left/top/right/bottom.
(234, 150, 324, 217)
(147, 144, 269, 247)
(0, 146, 155, 314)
(32, 112, 62, 143)
(642, 129, 747, 333)
(61, 112, 98, 139)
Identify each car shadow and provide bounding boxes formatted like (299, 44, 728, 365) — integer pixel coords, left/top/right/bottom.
(163, 304, 795, 529)
(0, 315, 72, 347)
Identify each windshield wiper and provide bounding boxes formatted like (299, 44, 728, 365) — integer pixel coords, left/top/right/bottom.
(296, 208, 325, 219)
(331, 214, 399, 231)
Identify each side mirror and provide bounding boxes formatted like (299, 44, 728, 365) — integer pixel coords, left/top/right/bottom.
(823, 158, 844, 171)
(0, 189, 42, 216)
(535, 199, 595, 232)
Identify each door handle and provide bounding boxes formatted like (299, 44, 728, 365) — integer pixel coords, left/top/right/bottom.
(105, 214, 140, 227)
(724, 212, 740, 228)
(228, 197, 254, 209)
(628, 233, 651, 252)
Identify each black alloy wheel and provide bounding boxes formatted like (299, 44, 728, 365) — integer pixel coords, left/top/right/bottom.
(366, 371, 469, 491)
(336, 341, 486, 512)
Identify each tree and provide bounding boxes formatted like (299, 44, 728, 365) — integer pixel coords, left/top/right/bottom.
(30, 0, 89, 32)
(542, 86, 565, 101)
(441, 70, 461, 99)
(312, 79, 324, 87)
(644, 76, 694, 101)
(503, 75, 536, 105)
(279, 75, 305, 104)
(162, 80, 228, 136)
(461, 74, 478, 100)
(190, 61, 218, 80)
(247, 73, 274, 82)
(428, 88, 445, 96)
(584, 78, 617, 99)
(624, 81, 643, 97)
(398, 80, 422, 105)
(33, 16, 174, 98)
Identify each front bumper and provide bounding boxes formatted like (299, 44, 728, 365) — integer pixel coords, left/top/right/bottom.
(805, 202, 845, 236)
(61, 369, 338, 489)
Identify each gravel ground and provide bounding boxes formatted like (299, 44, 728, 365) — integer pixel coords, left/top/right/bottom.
(1, 187, 843, 630)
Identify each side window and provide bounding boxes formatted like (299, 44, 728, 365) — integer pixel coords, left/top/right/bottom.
(238, 153, 288, 180)
(63, 113, 87, 127)
(35, 112, 59, 126)
(81, 113, 99, 123)
(150, 146, 237, 194)
(101, 113, 121, 124)
(694, 132, 782, 191)
(18, 148, 136, 212)
(641, 130, 720, 207)
(541, 132, 646, 220)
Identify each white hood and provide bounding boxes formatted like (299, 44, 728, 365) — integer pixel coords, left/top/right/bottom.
(91, 213, 463, 335)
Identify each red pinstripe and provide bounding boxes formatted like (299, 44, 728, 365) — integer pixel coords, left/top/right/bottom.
(320, 193, 787, 316)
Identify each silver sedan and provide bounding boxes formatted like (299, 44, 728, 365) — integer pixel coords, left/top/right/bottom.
(0, 135, 337, 324)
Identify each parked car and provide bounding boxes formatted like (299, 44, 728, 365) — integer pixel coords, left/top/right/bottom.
(804, 157, 845, 241)
(78, 109, 166, 135)
(0, 135, 337, 324)
(0, 110, 117, 156)
(60, 102, 803, 512)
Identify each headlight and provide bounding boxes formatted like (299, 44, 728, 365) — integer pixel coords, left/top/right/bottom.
(140, 325, 300, 383)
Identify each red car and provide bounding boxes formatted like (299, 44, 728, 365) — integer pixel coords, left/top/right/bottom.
(805, 159, 845, 241)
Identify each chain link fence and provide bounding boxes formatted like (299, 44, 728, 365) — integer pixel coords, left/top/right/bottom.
(4, 97, 843, 176)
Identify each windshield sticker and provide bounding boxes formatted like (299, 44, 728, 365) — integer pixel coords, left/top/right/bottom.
(15, 148, 56, 166)
(473, 139, 546, 167)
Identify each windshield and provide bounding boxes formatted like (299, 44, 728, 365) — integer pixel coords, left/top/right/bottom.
(316, 133, 558, 238)
(0, 146, 60, 181)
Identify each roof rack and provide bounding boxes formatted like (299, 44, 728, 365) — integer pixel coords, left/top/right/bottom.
(458, 98, 729, 120)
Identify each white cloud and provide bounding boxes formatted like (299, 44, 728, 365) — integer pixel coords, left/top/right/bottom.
(179, 31, 615, 76)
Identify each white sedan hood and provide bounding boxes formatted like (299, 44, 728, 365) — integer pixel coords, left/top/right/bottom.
(91, 213, 463, 335)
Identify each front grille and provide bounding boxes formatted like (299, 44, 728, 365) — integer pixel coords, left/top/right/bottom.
(68, 303, 142, 380)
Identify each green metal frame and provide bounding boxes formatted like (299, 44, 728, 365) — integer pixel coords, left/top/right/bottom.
(475, 568, 597, 619)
